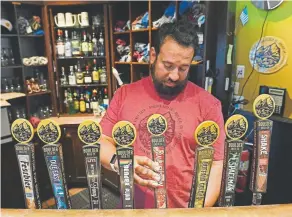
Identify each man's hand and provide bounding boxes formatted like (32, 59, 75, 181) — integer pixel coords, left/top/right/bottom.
(116, 155, 160, 189)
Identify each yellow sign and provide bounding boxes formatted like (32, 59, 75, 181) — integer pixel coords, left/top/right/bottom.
(194, 121, 220, 147)
(37, 119, 61, 144)
(147, 114, 167, 136)
(11, 119, 34, 143)
(112, 121, 136, 147)
(249, 36, 288, 74)
(253, 94, 275, 120)
(225, 114, 248, 140)
(78, 120, 102, 145)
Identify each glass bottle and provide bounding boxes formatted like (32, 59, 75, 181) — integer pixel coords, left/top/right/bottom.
(81, 30, 89, 57)
(64, 89, 69, 113)
(84, 65, 92, 84)
(76, 61, 84, 84)
(71, 31, 81, 57)
(68, 65, 76, 85)
(64, 30, 72, 57)
(56, 29, 65, 58)
(103, 87, 109, 109)
(100, 60, 107, 84)
(88, 33, 93, 56)
(98, 31, 105, 56)
(60, 67, 68, 85)
(92, 59, 100, 84)
(73, 91, 79, 112)
(1, 48, 9, 66)
(92, 28, 98, 57)
(85, 91, 92, 113)
(98, 89, 104, 106)
(8, 48, 15, 65)
(91, 89, 99, 116)
(79, 93, 86, 113)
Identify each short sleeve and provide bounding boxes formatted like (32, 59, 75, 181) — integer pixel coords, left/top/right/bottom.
(100, 87, 124, 137)
(203, 101, 226, 161)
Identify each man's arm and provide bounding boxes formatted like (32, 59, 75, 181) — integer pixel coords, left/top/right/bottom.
(99, 135, 117, 171)
(204, 160, 223, 207)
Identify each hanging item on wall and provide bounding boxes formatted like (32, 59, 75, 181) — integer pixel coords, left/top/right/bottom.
(251, 0, 283, 10)
(249, 36, 288, 74)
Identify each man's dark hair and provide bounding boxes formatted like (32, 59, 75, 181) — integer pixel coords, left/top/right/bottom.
(153, 20, 198, 55)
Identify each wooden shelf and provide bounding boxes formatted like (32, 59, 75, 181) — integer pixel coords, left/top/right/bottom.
(113, 31, 130, 35)
(26, 91, 51, 97)
(132, 28, 149, 32)
(1, 34, 18, 37)
(61, 84, 108, 88)
(1, 65, 22, 69)
(131, 62, 149, 65)
(114, 61, 131, 64)
(54, 26, 92, 30)
(57, 56, 105, 60)
(114, 61, 149, 65)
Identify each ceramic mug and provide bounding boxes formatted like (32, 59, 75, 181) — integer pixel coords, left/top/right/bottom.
(78, 12, 89, 27)
(65, 12, 76, 27)
(54, 13, 66, 27)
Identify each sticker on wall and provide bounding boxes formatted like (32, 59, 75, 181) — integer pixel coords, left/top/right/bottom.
(249, 36, 288, 74)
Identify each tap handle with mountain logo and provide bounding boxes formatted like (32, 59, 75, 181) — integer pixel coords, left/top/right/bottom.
(188, 121, 220, 208)
(37, 119, 71, 209)
(219, 114, 248, 207)
(78, 120, 103, 209)
(147, 114, 168, 209)
(11, 119, 41, 209)
(250, 94, 275, 205)
(112, 120, 137, 209)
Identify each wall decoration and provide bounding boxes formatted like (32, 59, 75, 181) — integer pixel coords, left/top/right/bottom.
(249, 36, 288, 74)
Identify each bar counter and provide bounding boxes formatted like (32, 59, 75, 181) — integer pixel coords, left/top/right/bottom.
(2, 204, 292, 217)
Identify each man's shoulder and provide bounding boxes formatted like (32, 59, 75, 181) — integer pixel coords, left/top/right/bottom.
(114, 77, 148, 98)
(186, 81, 220, 105)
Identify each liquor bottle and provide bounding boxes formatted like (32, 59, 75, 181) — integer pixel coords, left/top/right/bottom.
(84, 65, 92, 84)
(64, 89, 69, 113)
(88, 33, 93, 56)
(64, 30, 72, 57)
(85, 91, 92, 113)
(100, 60, 107, 84)
(92, 28, 98, 57)
(76, 61, 84, 84)
(60, 67, 68, 85)
(73, 91, 79, 112)
(68, 66, 76, 85)
(81, 30, 89, 57)
(98, 31, 105, 56)
(79, 93, 86, 113)
(71, 31, 81, 57)
(92, 59, 100, 84)
(56, 29, 65, 58)
(103, 87, 109, 109)
(67, 89, 76, 114)
(91, 89, 99, 116)
(98, 89, 104, 106)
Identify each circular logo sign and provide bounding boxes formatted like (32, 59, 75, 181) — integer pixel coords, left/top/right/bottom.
(249, 36, 288, 74)
(225, 114, 248, 140)
(253, 94, 275, 120)
(194, 121, 220, 147)
(37, 119, 61, 144)
(11, 119, 34, 143)
(78, 120, 102, 145)
(112, 121, 136, 147)
(147, 114, 167, 136)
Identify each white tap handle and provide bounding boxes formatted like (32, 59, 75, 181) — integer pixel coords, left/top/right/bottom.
(112, 67, 123, 86)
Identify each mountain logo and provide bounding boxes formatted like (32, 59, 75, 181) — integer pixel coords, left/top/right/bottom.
(253, 94, 275, 120)
(78, 120, 102, 145)
(37, 119, 61, 144)
(112, 121, 136, 147)
(194, 121, 220, 147)
(225, 114, 248, 140)
(147, 114, 167, 136)
(11, 119, 34, 143)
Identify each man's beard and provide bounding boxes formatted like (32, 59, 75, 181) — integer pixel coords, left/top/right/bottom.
(150, 61, 188, 98)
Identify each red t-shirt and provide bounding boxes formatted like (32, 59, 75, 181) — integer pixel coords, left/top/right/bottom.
(100, 76, 225, 208)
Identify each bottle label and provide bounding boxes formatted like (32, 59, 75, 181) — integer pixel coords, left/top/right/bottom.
(71, 40, 81, 56)
(74, 101, 79, 110)
(91, 102, 98, 109)
(68, 76, 76, 85)
(86, 102, 90, 109)
(92, 71, 100, 82)
(76, 73, 83, 84)
(104, 99, 109, 106)
(88, 43, 93, 52)
(57, 43, 65, 56)
(84, 77, 92, 83)
(82, 42, 88, 52)
(80, 101, 86, 112)
(65, 42, 72, 57)
(100, 74, 107, 84)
